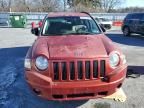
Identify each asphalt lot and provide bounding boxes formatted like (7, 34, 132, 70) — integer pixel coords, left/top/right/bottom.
(0, 28, 144, 108)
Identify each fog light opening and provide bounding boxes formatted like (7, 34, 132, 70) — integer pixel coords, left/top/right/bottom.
(53, 95, 64, 99)
(117, 83, 122, 88)
(33, 88, 41, 95)
(101, 77, 109, 82)
(98, 91, 108, 96)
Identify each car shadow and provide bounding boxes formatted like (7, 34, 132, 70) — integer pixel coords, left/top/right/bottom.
(106, 33, 144, 47)
(127, 66, 144, 78)
(0, 46, 87, 108)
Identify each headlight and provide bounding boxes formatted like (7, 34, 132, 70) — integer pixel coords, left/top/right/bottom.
(109, 53, 120, 68)
(35, 56, 48, 70)
(24, 58, 31, 69)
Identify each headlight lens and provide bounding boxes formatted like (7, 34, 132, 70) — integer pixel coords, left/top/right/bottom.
(109, 53, 120, 68)
(35, 56, 48, 70)
(24, 59, 31, 69)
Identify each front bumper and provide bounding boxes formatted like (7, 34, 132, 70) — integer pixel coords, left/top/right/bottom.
(25, 65, 127, 101)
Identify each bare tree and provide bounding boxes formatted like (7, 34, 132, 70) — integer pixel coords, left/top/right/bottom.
(100, 0, 122, 12)
(0, 0, 7, 11)
(30, 0, 43, 12)
(0, 0, 123, 12)
(40, 0, 61, 12)
(7, 0, 12, 11)
(116, 7, 144, 13)
(23, 0, 31, 12)
(11, 0, 30, 12)
(67, 0, 101, 12)
(0, 0, 61, 12)
(68, 0, 93, 7)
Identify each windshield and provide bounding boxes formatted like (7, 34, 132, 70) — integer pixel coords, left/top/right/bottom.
(42, 16, 101, 36)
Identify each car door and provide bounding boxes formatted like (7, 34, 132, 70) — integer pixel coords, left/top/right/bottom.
(131, 14, 142, 33)
(138, 14, 144, 34)
(133, 14, 144, 34)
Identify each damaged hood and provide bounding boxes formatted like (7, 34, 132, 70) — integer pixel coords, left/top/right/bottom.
(40, 35, 109, 59)
(32, 34, 115, 59)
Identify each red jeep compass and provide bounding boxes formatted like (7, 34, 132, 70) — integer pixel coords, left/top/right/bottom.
(24, 12, 127, 101)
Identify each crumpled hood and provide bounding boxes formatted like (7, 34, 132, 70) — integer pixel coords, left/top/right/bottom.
(43, 35, 109, 59)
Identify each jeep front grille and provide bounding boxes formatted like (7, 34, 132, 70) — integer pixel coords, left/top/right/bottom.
(52, 60, 106, 81)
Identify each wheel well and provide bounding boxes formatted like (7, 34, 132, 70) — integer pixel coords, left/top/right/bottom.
(122, 26, 130, 31)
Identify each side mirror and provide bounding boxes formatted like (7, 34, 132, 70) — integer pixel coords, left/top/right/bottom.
(31, 22, 36, 28)
(100, 24, 106, 33)
(38, 21, 43, 28)
(31, 28, 40, 36)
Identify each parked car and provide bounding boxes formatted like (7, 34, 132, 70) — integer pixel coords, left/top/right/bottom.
(24, 12, 127, 101)
(122, 13, 144, 36)
(94, 17, 113, 29)
(0, 18, 9, 27)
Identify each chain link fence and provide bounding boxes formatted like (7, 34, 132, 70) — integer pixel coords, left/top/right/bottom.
(0, 12, 128, 28)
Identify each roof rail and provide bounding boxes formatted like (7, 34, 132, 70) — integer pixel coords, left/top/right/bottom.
(81, 11, 96, 21)
(81, 12, 91, 16)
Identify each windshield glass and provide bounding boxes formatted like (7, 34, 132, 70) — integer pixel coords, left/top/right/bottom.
(42, 16, 101, 36)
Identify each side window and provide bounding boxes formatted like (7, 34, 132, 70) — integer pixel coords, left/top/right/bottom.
(88, 20, 100, 33)
(126, 14, 132, 19)
(138, 14, 142, 19)
(142, 14, 144, 20)
(141, 14, 144, 21)
(133, 14, 142, 20)
(132, 14, 137, 19)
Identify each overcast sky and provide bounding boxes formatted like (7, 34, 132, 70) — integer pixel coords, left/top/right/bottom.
(125, 0, 144, 7)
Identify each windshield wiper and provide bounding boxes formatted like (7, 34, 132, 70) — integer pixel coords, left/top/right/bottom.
(43, 32, 97, 36)
(44, 33, 64, 36)
(67, 32, 96, 35)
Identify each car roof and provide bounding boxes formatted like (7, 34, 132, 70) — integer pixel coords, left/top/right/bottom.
(125, 13, 144, 19)
(127, 12, 144, 15)
(47, 12, 89, 17)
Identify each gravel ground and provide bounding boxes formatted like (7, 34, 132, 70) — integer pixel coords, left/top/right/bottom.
(0, 28, 144, 108)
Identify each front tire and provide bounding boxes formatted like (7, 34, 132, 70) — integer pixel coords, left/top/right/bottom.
(123, 27, 130, 36)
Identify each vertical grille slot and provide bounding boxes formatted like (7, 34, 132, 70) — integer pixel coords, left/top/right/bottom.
(52, 59, 105, 81)
(61, 62, 67, 80)
(70, 62, 75, 80)
(100, 60, 106, 77)
(77, 61, 83, 79)
(85, 61, 90, 79)
(53, 62, 59, 80)
(93, 60, 98, 78)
